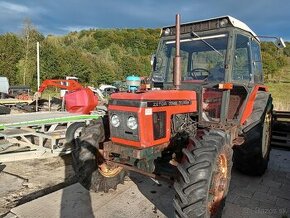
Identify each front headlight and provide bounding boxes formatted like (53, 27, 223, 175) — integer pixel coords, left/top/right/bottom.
(127, 116, 138, 130)
(111, 114, 120, 127)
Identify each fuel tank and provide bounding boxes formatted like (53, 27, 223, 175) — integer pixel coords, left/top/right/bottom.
(65, 88, 98, 114)
(108, 90, 197, 148)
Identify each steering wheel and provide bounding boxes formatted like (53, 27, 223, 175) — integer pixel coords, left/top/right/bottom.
(189, 68, 211, 80)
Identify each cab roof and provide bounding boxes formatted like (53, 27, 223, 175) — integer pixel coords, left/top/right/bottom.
(162, 15, 259, 41)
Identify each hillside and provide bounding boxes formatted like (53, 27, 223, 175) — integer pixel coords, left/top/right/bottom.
(266, 57, 290, 110)
(0, 27, 160, 88)
(0, 25, 289, 94)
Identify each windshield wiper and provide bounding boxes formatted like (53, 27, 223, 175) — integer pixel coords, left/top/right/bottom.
(191, 31, 223, 57)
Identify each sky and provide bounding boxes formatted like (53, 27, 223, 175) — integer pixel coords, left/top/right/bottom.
(0, 0, 289, 40)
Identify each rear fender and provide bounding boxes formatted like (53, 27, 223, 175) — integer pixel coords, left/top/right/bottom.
(240, 85, 269, 126)
(241, 87, 272, 133)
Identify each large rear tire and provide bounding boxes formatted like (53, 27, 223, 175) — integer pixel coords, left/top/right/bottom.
(233, 92, 272, 176)
(174, 131, 233, 218)
(71, 119, 126, 192)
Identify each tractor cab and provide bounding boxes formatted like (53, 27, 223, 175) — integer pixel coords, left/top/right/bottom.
(152, 16, 262, 85)
(152, 16, 264, 125)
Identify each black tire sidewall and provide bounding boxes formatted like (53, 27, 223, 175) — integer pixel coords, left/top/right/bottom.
(66, 122, 86, 143)
(233, 93, 273, 175)
(174, 132, 232, 218)
(71, 120, 126, 192)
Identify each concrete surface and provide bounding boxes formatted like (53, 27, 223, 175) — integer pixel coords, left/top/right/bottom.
(223, 148, 290, 218)
(4, 148, 290, 218)
(0, 156, 74, 215)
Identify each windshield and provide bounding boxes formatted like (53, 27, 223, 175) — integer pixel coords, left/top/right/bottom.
(153, 34, 229, 83)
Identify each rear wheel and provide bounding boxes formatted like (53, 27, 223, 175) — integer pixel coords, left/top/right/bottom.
(71, 119, 126, 192)
(233, 92, 272, 176)
(174, 131, 233, 218)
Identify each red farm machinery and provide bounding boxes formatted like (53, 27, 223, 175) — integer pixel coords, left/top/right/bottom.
(36, 79, 98, 114)
(71, 15, 284, 217)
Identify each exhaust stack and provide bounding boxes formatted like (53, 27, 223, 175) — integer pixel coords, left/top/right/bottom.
(173, 14, 181, 90)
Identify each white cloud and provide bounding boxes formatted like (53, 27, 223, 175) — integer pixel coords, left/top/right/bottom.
(0, 1, 30, 13)
(0, 1, 48, 34)
(59, 25, 97, 33)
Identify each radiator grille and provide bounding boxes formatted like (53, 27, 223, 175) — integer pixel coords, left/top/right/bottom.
(153, 111, 166, 140)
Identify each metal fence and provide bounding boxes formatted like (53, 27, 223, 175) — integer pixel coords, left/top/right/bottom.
(271, 111, 290, 149)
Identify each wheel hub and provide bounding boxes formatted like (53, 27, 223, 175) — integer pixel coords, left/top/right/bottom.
(208, 153, 228, 214)
(98, 162, 123, 178)
(262, 113, 271, 158)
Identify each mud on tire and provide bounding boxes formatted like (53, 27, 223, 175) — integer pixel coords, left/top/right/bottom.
(174, 131, 233, 218)
(71, 119, 126, 192)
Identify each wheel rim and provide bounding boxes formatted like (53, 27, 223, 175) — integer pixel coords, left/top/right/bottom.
(98, 162, 123, 178)
(262, 113, 271, 158)
(208, 153, 228, 214)
(74, 127, 83, 139)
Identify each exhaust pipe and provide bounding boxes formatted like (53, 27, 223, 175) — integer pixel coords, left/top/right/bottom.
(173, 14, 181, 90)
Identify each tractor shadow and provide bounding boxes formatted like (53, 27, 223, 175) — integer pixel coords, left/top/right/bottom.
(129, 172, 175, 218)
(59, 144, 95, 218)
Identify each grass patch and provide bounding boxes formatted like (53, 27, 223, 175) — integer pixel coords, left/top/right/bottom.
(266, 82, 290, 111)
(265, 57, 290, 111)
(40, 89, 61, 100)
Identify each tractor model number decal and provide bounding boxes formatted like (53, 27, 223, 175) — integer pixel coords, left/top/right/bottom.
(147, 100, 191, 107)
(109, 99, 192, 108)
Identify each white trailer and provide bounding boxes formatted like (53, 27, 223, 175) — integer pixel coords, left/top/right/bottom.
(0, 77, 9, 94)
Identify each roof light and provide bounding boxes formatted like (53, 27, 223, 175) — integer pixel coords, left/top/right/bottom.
(164, 28, 171, 36)
(220, 18, 229, 27)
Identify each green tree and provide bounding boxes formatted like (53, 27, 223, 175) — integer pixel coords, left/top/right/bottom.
(261, 42, 287, 81)
(262, 51, 278, 80)
(0, 33, 23, 84)
(58, 47, 91, 83)
(40, 40, 64, 80)
(18, 18, 44, 88)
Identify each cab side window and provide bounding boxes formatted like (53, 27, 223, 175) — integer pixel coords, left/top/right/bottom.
(233, 34, 251, 81)
(251, 40, 263, 83)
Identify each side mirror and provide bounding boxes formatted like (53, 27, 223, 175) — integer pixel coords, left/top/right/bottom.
(256, 35, 287, 49)
(274, 37, 286, 49)
(151, 54, 157, 71)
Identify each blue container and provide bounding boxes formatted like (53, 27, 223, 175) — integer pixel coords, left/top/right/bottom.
(126, 75, 141, 92)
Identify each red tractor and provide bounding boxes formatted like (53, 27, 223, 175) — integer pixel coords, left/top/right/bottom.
(72, 15, 280, 217)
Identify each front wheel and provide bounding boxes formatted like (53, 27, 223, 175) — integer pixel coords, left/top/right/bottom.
(174, 131, 233, 218)
(71, 119, 126, 192)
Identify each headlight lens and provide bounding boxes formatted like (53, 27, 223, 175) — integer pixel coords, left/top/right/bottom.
(111, 114, 120, 127)
(127, 116, 138, 130)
